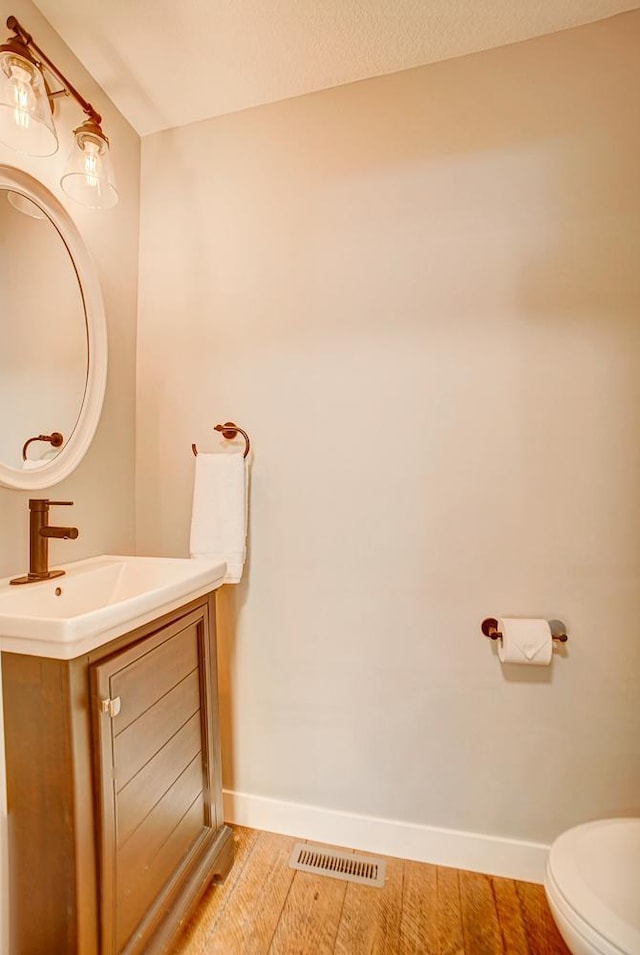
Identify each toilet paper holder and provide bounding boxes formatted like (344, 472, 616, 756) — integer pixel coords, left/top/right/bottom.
(481, 618, 568, 643)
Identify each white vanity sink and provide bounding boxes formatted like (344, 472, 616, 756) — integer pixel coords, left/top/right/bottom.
(0, 555, 227, 658)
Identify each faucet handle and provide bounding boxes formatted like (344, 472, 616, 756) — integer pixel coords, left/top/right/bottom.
(28, 499, 74, 508)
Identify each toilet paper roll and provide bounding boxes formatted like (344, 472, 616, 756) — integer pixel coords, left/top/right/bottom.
(497, 618, 553, 666)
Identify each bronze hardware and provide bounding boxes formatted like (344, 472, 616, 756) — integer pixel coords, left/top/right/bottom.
(2, 17, 116, 208)
(192, 421, 251, 458)
(22, 431, 64, 462)
(481, 617, 568, 643)
(4, 16, 103, 128)
(9, 499, 79, 585)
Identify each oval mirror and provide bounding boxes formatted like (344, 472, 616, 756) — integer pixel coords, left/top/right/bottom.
(0, 165, 107, 489)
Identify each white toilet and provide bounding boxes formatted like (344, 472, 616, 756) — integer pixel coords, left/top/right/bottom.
(544, 818, 640, 955)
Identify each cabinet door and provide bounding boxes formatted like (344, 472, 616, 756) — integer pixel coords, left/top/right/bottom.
(92, 605, 219, 955)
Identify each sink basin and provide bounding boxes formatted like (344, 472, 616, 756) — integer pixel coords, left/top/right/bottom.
(0, 555, 227, 659)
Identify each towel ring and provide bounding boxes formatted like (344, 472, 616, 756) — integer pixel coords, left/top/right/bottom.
(192, 422, 251, 458)
(22, 431, 64, 462)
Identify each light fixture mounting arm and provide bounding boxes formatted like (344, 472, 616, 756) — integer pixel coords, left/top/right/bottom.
(6, 15, 102, 127)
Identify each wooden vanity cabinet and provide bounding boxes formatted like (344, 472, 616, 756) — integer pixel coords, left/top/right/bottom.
(2, 592, 233, 955)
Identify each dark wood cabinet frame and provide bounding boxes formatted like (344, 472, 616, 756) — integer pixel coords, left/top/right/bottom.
(2, 591, 233, 955)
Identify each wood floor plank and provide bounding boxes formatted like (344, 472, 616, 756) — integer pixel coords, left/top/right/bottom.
(399, 859, 439, 953)
(491, 877, 530, 954)
(200, 830, 297, 954)
(459, 869, 504, 955)
(174, 828, 568, 955)
(268, 863, 348, 955)
(173, 825, 260, 955)
(515, 882, 570, 955)
(334, 854, 403, 955)
(437, 866, 464, 955)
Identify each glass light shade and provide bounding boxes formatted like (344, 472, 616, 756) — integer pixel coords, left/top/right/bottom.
(0, 48, 58, 156)
(60, 123, 118, 210)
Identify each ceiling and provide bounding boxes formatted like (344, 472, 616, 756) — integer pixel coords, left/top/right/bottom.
(33, 0, 640, 137)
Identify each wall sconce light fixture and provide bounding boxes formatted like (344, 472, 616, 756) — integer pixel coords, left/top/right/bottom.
(0, 15, 117, 209)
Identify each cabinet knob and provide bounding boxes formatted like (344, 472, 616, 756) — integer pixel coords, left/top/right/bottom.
(100, 696, 121, 718)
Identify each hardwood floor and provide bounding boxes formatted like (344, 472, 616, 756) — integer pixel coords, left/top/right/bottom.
(173, 827, 571, 954)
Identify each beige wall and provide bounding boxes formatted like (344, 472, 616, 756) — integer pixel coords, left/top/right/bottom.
(137, 13, 640, 848)
(0, 1, 140, 946)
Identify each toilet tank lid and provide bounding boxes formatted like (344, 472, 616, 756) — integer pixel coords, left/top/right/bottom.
(547, 818, 640, 954)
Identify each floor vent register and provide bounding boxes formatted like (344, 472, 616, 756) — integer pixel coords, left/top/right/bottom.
(288, 842, 386, 887)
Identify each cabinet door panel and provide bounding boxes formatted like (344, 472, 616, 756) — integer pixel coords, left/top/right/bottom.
(115, 670, 201, 788)
(117, 757, 205, 949)
(117, 793, 205, 950)
(93, 606, 218, 955)
(110, 623, 199, 735)
(117, 710, 202, 848)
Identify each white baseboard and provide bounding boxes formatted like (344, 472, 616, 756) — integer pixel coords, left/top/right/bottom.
(222, 789, 549, 884)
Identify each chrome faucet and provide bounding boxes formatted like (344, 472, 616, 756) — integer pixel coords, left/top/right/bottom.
(10, 499, 79, 585)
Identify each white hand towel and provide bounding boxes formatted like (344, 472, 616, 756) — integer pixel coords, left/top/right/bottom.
(22, 449, 58, 469)
(189, 452, 248, 583)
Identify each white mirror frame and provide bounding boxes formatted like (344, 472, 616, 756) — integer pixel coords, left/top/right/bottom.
(0, 165, 107, 490)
